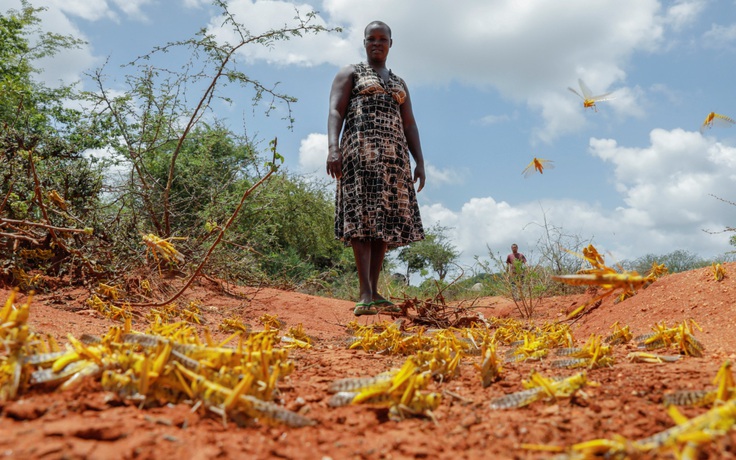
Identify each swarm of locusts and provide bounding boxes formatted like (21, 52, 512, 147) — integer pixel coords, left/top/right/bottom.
(327, 356, 443, 423)
(632, 319, 705, 357)
(535, 360, 736, 460)
(552, 244, 667, 319)
(2, 284, 727, 455)
(0, 290, 314, 428)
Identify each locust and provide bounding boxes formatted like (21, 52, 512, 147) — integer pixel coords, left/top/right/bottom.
(141, 233, 186, 266)
(174, 362, 315, 427)
(712, 262, 726, 281)
(700, 112, 735, 134)
(526, 435, 640, 460)
(388, 391, 441, 424)
(328, 357, 440, 421)
(635, 399, 736, 453)
(522, 157, 554, 178)
(282, 324, 313, 349)
(663, 361, 734, 407)
(414, 344, 461, 382)
(474, 339, 502, 388)
(536, 363, 736, 458)
(327, 373, 395, 395)
(635, 320, 704, 357)
(626, 352, 681, 364)
(568, 78, 615, 112)
(551, 334, 613, 369)
(46, 189, 68, 210)
(489, 370, 594, 410)
(505, 332, 550, 363)
(553, 244, 664, 319)
(0, 292, 310, 429)
(219, 317, 251, 334)
(604, 321, 632, 345)
(552, 401, 736, 459)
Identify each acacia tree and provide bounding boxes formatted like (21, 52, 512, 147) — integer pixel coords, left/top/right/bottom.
(1, 1, 115, 286)
(396, 224, 460, 281)
(84, 1, 334, 239)
(2, 1, 342, 291)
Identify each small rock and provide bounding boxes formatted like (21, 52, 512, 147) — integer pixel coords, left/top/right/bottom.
(460, 413, 479, 428)
(4, 401, 46, 420)
(287, 396, 306, 412)
(44, 419, 127, 441)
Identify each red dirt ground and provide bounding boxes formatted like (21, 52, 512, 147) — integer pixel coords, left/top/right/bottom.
(1, 263, 735, 459)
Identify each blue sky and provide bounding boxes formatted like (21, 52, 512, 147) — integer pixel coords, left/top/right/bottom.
(9, 0, 736, 273)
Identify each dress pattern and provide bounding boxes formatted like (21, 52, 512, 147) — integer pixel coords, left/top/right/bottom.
(335, 62, 424, 248)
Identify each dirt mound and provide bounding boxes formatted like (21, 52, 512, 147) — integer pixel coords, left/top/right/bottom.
(1, 263, 735, 459)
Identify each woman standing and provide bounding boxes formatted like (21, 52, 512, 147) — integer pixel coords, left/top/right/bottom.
(326, 20, 426, 316)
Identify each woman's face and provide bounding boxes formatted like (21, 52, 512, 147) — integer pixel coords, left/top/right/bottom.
(363, 25, 392, 62)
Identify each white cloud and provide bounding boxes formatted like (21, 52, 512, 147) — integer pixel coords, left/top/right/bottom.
(189, 0, 709, 144)
(206, 0, 360, 67)
(703, 23, 736, 47)
(110, 0, 152, 19)
(298, 132, 327, 176)
(648, 83, 684, 106)
(49, 0, 116, 22)
(46, 0, 155, 21)
(418, 127, 736, 271)
(3, 1, 99, 86)
(476, 113, 513, 125)
(662, 0, 707, 31)
(201, 5, 691, 103)
(426, 164, 462, 186)
(590, 128, 736, 232)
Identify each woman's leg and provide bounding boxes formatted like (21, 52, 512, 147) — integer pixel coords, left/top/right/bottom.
(351, 239, 373, 305)
(369, 239, 388, 301)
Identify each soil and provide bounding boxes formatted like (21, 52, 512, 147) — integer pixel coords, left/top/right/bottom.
(1, 263, 736, 460)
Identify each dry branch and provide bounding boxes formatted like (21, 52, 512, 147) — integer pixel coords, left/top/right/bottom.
(118, 139, 282, 308)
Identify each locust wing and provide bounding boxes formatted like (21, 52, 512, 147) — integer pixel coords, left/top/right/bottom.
(578, 78, 613, 102)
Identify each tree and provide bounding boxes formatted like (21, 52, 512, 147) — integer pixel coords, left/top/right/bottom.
(396, 224, 460, 281)
(1, 2, 114, 286)
(85, 1, 333, 239)
(623, 249, 707, 274)
(2, 0, 343, 293)
(527, 208, 593, 276)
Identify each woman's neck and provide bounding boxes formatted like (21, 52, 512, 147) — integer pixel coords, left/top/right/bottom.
(366, 57, 387, 71)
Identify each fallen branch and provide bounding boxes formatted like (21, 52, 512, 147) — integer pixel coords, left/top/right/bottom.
(0, 231, 42, 245)
(0, 217, 90, 234)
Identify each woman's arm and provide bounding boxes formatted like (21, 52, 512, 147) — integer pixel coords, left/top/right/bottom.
(326, 64, 355, 180)
(400, 84, 426, 192)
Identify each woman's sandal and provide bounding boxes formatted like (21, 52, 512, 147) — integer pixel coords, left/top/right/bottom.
(353, 302, 378, 316)
(373, 299, 401, 313)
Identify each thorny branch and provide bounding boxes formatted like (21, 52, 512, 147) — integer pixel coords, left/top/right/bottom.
(118, 138, 282, 308)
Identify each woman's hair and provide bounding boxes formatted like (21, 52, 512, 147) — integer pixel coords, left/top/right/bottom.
(364, 20, 391, 38)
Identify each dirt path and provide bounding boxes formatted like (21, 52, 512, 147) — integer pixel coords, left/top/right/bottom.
(1, 263, 735, 459)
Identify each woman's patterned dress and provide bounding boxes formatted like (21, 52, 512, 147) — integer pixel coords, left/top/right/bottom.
(335, 62, 424, 248)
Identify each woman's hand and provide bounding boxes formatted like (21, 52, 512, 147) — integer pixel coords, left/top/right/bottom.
(413, 163, 425, 192)
(326, 148, 343, 179)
